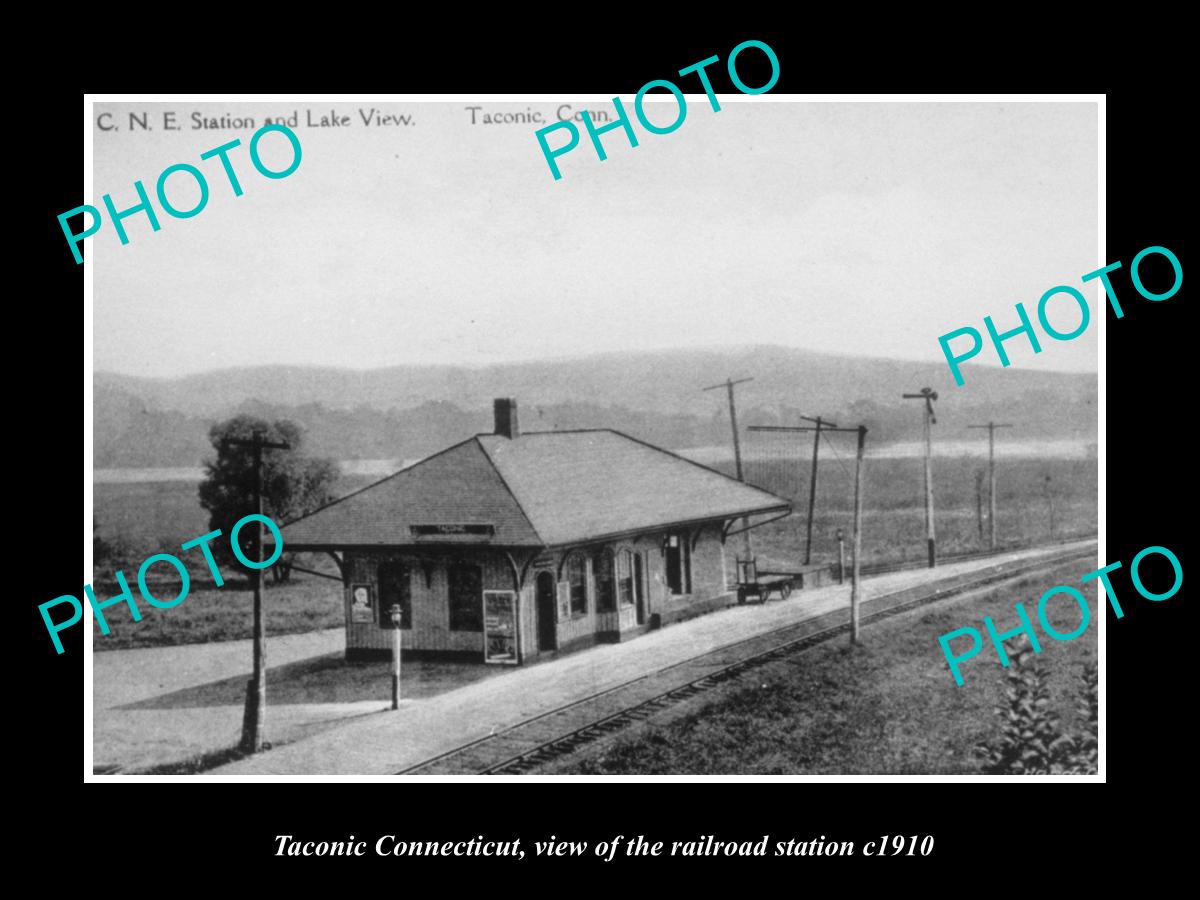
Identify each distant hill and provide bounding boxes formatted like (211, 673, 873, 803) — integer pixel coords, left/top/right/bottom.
(93, 346, 1096, 468)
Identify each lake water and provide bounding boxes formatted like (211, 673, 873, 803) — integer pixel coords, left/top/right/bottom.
(93, 440, 1094, 484)
(93, 458, 420, 484)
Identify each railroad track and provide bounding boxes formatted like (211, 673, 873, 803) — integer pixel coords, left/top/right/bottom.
(400, 542, 1096, 776)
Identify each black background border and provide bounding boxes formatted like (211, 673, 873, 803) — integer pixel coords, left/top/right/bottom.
(24, 30, 1188, 884)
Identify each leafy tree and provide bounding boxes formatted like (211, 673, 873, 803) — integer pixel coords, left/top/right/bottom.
(198, 416, 339, 583)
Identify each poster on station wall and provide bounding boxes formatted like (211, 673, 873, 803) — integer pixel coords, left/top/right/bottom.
(483, 590, 519, 665)
(349, 584, 374, 624)
(557, 581, 570, 621)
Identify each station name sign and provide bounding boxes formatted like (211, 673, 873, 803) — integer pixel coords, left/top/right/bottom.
(409, 524, 495, 537)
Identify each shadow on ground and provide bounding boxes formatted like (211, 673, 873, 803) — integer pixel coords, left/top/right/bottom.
(120, 654, 507, 710)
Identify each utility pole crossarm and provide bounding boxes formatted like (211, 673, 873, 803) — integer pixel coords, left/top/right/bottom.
(702, 377, 754, 392)
(797, 414, 838, 428)
(747, 425, 859, 433)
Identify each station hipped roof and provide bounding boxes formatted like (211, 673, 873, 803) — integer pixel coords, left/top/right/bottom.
(281, 429, 791, 550)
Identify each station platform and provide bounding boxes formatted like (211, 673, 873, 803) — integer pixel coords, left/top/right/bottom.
(203, 539, 1096, 776)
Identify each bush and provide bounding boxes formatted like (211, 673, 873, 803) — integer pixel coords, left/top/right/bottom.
(93, 516, 136, 573)
(1060, 662, 1098, 773)
(974, 637, 1097, 775)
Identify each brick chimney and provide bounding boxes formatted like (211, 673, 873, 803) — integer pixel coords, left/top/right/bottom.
(493, 398, 519, 439)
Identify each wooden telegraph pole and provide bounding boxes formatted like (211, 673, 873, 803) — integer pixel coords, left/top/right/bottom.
(975, 470, 986, 546)
(224, 433, 291, 754)
(747, 421, 867, 642)
(902, 388, 939, 568)
(703, 377, 754, 555)
(744, 414, 836, 565)
(849, 424, 867, 644)
(703, 377, 753, 481)
(967, 421, 1013, 551)
(799, 414, 836, 565)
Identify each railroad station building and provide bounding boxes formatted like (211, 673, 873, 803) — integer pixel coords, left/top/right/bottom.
(281, 399, 791, 664)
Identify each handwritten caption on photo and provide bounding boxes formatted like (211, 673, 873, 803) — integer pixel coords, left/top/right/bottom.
(59, 123, 302, 265)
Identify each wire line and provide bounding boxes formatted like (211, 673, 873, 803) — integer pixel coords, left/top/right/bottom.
(821, 429, 855, 480)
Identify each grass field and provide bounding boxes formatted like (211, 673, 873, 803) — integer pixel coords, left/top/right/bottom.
(93, 474, 381, 556)
(92, 572, 345, 652)
(736, 456, 1096, 568)
(556, 562, 1099, 775)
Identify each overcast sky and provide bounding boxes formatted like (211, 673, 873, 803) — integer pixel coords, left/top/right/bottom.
(91, 100, 1098, 378)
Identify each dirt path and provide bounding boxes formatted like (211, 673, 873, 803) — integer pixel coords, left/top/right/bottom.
(93, 628, 346, 708)
(92, 628, 357, 772)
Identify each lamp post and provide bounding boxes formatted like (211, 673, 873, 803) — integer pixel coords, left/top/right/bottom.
(388, 603, 402, 710)
(836, 527, 846, 585)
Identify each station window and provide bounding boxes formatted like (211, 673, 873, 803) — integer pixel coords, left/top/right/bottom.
(378, 559, 411, 629)
(665, 533, 691, 596)
(566, 552, 588, 616)
(594, 548, 616, 612)
(448, 563, 483, 631)
(617, 550, 635, 606)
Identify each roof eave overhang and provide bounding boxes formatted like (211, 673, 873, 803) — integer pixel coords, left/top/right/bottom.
(271, 540, 546, 552)
(277, 505, 792, 554)
(542, 503, 793, 551)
